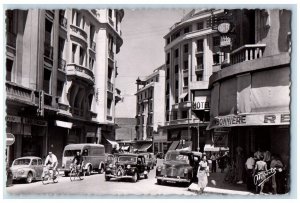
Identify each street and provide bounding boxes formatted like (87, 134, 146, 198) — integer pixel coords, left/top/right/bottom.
(5, 160, 197, 197)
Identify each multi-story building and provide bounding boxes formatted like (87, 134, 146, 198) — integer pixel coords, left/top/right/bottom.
(135, 65, 166, 152)
(207, 10, 291, 190)
(5, 9, 124, 165)
(160, 9, 224, 152)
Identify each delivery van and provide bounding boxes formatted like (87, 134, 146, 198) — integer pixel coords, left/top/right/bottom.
(61, 144, 105, 176)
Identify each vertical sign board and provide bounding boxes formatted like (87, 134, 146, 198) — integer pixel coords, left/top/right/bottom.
(192, 96, 210, 110)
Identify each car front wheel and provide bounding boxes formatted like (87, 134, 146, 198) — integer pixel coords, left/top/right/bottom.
(26, 172, 33, 183)
(132, 172, 138, 183)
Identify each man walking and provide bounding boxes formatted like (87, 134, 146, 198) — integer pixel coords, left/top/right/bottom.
(210, 153, 217, 173)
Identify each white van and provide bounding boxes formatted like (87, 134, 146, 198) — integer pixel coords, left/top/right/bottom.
(61, 144, 105, 176)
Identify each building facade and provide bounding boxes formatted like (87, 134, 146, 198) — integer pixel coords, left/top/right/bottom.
(5, 9, 124, 165)
(160, 9, 224, 152)
(115, 117, 136, 141)
(135, 65, 166, 153)
(207, 9, 291, 193)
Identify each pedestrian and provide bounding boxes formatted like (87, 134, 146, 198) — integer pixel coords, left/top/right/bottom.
(210, 153, 217, 173)
(245, 152, 255, 191)
(270, 154, 284, 194)
(218, 152, 225, 173)
(254, 147, 263, 161)
(254, 155, 268, 194)
(197, 155, 209, 194)
(235, 146, 244, 184)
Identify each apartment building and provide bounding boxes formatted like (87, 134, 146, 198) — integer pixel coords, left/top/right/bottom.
(5, 9, 124, 165)
(135, 65, 166, 152)
(161, 9, 224, 152)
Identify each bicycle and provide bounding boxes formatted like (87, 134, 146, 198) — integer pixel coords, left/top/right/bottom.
(42, 166, 59, 185)
(69, 163, 84, 181)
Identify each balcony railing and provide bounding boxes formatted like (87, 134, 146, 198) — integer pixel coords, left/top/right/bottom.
(59, 15, 67, 29)
(230, 44, 266, 65)
(6, 32, 16, 48)
(58, 57, 66, 71)
(108, 17, 114, 27)
(6, 82, 35, 104)
(107, 81, 114, 92)
(195, 64, 204, 72)
(108, 49, 114, 60)
(70, 24, 87, 39)
(166, 118, 201, 126)
(66, 64, 95, 84)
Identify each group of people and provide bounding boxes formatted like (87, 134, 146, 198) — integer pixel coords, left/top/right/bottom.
(245, 148, 285, 194)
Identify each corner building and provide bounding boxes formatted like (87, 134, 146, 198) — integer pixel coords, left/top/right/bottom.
(5, 9, 124, 165)
(161, 9, 224, 152)
(208, 9, 291, 185)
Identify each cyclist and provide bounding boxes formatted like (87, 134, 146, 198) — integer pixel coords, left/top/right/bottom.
(72, 151, 83, 172)
(42, 151, 58, 179)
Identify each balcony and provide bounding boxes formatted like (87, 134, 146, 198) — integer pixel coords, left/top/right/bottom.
(108, 50, 114, 61)
(6, 82, 35, 105)
(44, 93, 54, 107)
(195, 64, 204, 73)
(58, 57, 66, 72)
(66, 64, 95, 84)
(230, 44, 266, 65)
(71, 107, 84, 117)
(108, 17, 114, 27)
(58, 102, 70, 112)
(59, 15, 67, 30)
(179, 101, 191, 109)
(107, 81, 114, 92)
(6, 32, 16, 48)
(166, 118, 201, 126)
(70, 24, 87, 44)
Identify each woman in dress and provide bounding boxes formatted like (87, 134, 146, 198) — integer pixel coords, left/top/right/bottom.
(197, 155, 209, 194)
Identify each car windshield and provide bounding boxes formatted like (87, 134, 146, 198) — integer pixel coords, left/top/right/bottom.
(118, 156, 137, 162)
(165, 153, 190, 164)
(64, 150, 81, 157)
(13, 159, 31, 165)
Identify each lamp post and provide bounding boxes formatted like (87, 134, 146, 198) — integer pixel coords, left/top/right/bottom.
(197, 122, 200, 152)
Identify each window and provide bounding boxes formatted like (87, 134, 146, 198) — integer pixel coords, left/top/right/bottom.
(197, 56, 204, 66)
(72, 44, 77, 63)
(197, 39, 203, 52)
(166, 38, 170, 45)
(156, 76, 159, 82)
(197, 73, 203, 81)
(166, 53, 170, 64)
(108, 35, 114, 52)
(90, 24, 95, 43)
(175, 49, 179, 58)
(197, 22, 204, 30)
(108, 9, 112, 18)
(43, 69, 51, 94)
(6, 59, 13, 82)
(38, 159, 43, 165)
(175, 65, 179, 73)
(184, 44, 189, 53)
(184, 26, 190, 34)
(58, 37, 65, 59)
(183, 77, 188, 87)
(166, 68, 170, 79)
(181, 111, 188, 119)
(175, 80, 178, 89)
(31, 159, 37, 166)
(213, 36, 220, 47)
(173, 111, 178, 120)
(89, 57, 94, 69)
(166, 83, 170, 95)
(79, 47, 84, 65)
(184, 61, 188, 70)
(213, 54, 220, 65)
(57, 80, 64, 97)
(76, 12, 81, 27)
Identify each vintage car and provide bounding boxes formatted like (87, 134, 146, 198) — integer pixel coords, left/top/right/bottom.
(10, 156, 44, 183)
(105, 153, 148, 182)
(156, 150, 200, 186)
(139, 152, 157, 170)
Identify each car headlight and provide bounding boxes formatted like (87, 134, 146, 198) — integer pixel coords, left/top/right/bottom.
(127, 165, 131, 169)
(18, 169, 25, 174)
(184, 168, 188, 174)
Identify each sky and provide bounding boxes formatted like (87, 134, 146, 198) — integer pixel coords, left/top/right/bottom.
(115, 9, 188, 118)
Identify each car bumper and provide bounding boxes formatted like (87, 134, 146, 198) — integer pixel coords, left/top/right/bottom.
(156, 176, 190, 183)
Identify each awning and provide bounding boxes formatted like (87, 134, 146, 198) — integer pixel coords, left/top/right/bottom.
(106, 138, 120, 149)
(168, 141, 179, 151)
(137, 143, 152, 152)
(179, 92, 188, 99)
(204, 144, 229, 152)
(55, 120, 72, 129)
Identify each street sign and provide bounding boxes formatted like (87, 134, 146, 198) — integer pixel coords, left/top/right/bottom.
(6, 133, 15, 146)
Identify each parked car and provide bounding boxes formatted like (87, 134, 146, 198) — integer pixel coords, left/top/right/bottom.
(61, 144, 106, 176)
(10, 156, 44, 183)
(105, 153, 148, 182)
(139, 152, 157, 170)
(156, 150, 199, 186)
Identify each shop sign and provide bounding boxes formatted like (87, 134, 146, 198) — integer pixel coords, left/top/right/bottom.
(6, 133, 15, 146)
(212, 132, 228, 147)
(208, 113, 290, 129)
(23, 118, 47, 126)
(6, 115, 22, 123)
(220, 35, 232, 47)
(192, 96, 210, 110)
(217, 22, 231, 34)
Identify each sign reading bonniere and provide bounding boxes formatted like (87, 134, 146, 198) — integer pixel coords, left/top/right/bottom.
(253, 168, 282, 187)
